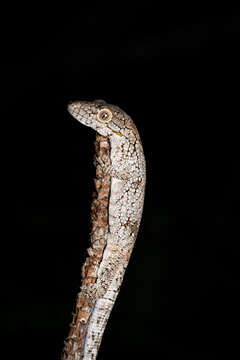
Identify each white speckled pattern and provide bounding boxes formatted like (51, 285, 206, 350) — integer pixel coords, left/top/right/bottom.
(68, 100, 146, 359)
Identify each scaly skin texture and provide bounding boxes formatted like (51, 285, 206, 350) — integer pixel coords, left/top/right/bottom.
(62, 135, 111, 360)
(66, 100, 146, 359)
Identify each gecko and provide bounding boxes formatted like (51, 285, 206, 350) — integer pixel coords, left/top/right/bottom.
(67, 99, 146, 359)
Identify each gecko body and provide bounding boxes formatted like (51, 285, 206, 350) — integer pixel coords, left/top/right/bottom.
(67, 100, 146, 359)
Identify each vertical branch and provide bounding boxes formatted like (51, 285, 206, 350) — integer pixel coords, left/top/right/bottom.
(62, 135, 111, 360)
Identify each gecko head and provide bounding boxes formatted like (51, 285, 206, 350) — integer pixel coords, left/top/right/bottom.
(68, 99, 137, 141)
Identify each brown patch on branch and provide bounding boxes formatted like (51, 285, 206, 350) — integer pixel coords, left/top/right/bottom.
(62, 135, 111, 360)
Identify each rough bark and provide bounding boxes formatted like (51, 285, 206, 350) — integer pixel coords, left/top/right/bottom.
(62, 135, 110, 360)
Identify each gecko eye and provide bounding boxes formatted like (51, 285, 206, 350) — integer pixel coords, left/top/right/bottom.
(97, 108, 112, 123)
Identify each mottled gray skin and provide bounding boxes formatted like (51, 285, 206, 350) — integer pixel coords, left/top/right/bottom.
(68, 100, 146, 359)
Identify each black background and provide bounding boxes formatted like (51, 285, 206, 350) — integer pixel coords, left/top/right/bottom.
(3, 3, 240, 359)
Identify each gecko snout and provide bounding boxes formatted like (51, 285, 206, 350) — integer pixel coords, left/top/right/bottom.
(68, 101, 78, 113)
